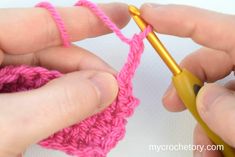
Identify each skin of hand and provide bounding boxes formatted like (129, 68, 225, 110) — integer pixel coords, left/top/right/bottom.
(140, 3, 235, 157)
(0, 3, 130, 157)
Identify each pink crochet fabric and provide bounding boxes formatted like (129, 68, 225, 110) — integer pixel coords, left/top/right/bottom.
(0, 0, 152, 156)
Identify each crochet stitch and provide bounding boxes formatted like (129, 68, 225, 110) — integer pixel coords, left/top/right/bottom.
(0, 0, 152, 156)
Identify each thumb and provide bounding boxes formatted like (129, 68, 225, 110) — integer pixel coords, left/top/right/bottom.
(197, 83, 235, 147)
(0, 70, 118, 156)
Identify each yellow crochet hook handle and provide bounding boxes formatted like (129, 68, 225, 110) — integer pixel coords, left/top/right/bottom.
(128, 5, 235, 157)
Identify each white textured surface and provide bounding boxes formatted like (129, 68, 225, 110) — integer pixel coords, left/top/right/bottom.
(0, 0, 234, 157)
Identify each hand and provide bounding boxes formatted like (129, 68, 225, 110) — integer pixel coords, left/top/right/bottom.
(141, 3, 235, 157)
(0, 3, 129, 157)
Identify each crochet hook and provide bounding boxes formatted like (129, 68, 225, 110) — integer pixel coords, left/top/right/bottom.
(128, 5, 235, 157)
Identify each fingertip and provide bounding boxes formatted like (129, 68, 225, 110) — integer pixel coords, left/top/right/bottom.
(53, 71, 119, 117)
(140, 3, 154, 21)
(115, 3, 131, 28)
(90, 72, 118, 111)
(102, 3, 130, 29)
(162, 95, 186, 112)
(140, 3, 167, 30)
(162, 84, 186, 112)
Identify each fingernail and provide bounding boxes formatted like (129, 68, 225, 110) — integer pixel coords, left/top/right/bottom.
(90, 72, 118, 109)
(197, 84, 229, 112)
(144, 3, 162, 8)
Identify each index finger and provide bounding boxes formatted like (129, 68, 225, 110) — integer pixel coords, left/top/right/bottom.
(0, 3, 129, 54)
(140, 4, 235, 53)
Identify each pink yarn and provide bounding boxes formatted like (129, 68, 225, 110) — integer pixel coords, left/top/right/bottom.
(0, 0, 152, 156)
(36, 2, 71, 47)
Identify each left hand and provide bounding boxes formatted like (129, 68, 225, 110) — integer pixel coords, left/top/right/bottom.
(0, 3, 129, 157)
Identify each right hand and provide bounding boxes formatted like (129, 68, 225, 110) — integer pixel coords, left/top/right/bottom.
(141, 3, 235, 157)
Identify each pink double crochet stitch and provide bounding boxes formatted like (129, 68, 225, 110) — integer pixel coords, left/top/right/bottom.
(0, 0, 152, 156)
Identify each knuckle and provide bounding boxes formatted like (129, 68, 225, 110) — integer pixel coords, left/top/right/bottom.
(57, 84, 78, 120)
(41, 9, 59, 47)
(54, 77, 100, 123)
(85, 10, 97, 36)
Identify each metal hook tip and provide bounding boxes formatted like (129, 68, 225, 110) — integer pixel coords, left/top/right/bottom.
(128, 5, 140, 16)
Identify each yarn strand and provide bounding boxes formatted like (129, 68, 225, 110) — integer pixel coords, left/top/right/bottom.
(75, 0, 132, 44)
(36, 2, 71, 47)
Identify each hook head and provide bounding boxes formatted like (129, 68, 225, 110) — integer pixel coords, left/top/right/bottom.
(128, 5, 140, 16)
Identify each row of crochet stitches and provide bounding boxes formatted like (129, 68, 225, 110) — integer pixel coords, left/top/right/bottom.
(0, 0, 151, 157)
(0, 66, 61, 93)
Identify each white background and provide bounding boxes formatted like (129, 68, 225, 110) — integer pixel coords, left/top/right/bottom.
(1, 0, 235, 157)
